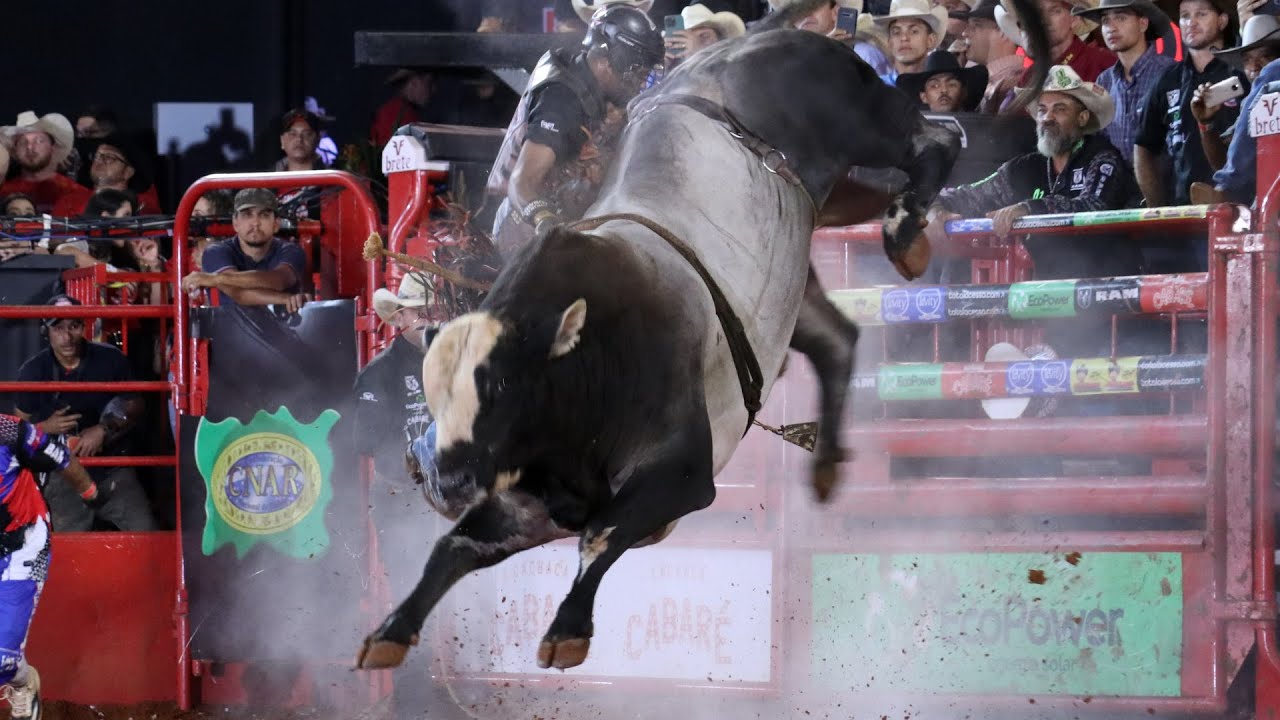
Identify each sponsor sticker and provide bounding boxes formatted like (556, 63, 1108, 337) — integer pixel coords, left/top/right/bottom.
(941, 363, 1004, 399)
(947, 285, 1010, 319)
(1074, 277, 1142, 313)
(1073, 209, 1143, 227)
(1136, 354, 1206, 390)
(1008, 280, 1077, 319)
(878, 364, 945, 401)
(883, 287, 947, 323)
(1139, 274, 1207, 313)
(827, 289, 884, 325)
(1069, 357, 1140, 396)
(1004, 359, 1071, 396)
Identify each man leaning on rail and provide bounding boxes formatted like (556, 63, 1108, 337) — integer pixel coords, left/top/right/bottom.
(923, 65, 1144, 280)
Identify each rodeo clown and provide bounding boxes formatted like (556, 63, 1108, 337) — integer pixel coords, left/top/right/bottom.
(486, 0, 663, 258)
(0, 413, 109, 720)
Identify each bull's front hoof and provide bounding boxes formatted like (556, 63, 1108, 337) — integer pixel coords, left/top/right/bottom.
(355, 614, 421, 670)
(536, 637, 591, 670)
(889, 233, 931, 281)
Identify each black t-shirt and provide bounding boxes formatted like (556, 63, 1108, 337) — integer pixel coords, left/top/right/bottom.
(14, 342, 137, 474)
(524, 57, 601, 160)
(1135, 58, 1248, 206)
(353, 335, 433, 481)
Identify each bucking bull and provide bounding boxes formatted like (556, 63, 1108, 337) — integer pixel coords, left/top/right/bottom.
(357, 0, 1050, 671)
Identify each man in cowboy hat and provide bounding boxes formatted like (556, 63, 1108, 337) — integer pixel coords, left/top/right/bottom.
(1190, 15, 1280, 204)
(770, 0, 895, 75)
(68, 133, 162, 215)
(664, 2, 746, 68)
(925, 66, 1141, 276)
(1134, 0, 1247, 207)
(486, 3, 663, 257)
(0, 112, 91, 216)
(1076, 0, 1177, 164)
(967, 0, 1027, 110)
(873, 0, 950, 84)
(897, 49, 991, 110)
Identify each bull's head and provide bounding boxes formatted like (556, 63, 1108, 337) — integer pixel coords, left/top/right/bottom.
(417, 298, 588, 515)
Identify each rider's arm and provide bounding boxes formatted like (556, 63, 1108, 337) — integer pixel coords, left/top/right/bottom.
(12, 416, 95, 498)
(509, 141, 560, 219)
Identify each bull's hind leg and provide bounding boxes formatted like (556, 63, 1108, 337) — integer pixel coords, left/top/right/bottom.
(356, 490, 566, 670)
(537, 424, 716, 670)
(792, 266, 859, 502)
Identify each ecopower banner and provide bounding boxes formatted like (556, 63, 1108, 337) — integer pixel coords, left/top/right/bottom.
(178, 300, 367, 662)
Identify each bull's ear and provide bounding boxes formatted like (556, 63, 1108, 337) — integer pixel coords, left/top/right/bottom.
(549, 298, 587, 358)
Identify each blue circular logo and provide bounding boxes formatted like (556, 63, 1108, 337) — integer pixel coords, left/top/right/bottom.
(224, 451, 306, 515)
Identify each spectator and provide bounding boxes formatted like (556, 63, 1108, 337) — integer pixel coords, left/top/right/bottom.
(274, 108, 325, 172)
(925, 66, 1141, 276)
(69, 134, 162, 215)
(0, 191, 36, 264)
(771, 0, 894, 72)
(873, 0, 949, 85)
(1078, 0, 1178, 166)
(3, 193, 35, 217)
(1195, 33, 1280, 204)
(73, 107, 119, 140)
(967, 0, 1027, 111)
(937, 0, 977, 46)
(49, 189, 139, 271)
(371, 69, 434, 150)
(664, 3, 746, 70)
(1190, 14, 1280, 171)
(12, 295, 156, 533)
(179, 188, 309, 311)
(0, 112, 91, 216)
(1134, 0, 1247, 206)
(0, 414, 108, 720)
(998, 0, 1117, 87)
(897, 49, 990, 110)
(189, 189, 234, 271)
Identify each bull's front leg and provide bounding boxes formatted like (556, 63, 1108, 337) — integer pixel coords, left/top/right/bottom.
(792, 266, 859, 502)
(537, 425, 717, 670)
(355, 489, 566, 670)
(884, 121, 962, 281)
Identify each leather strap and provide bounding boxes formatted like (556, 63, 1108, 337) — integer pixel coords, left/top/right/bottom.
(568, 212, 764, 434)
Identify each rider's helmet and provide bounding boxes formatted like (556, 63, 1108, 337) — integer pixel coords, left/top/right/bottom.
(582, 4, 665, 78)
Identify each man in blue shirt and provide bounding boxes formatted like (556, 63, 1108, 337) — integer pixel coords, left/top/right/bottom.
(180, 188, 309, 311)
(1075, 0, 1177, 167)
(1203, 58, 1280, 204)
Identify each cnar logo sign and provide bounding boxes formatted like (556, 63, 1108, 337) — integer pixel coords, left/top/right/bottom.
(195, 407, 339, 559)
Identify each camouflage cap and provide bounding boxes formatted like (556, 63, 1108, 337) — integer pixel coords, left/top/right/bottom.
(233, 188, 278, 214)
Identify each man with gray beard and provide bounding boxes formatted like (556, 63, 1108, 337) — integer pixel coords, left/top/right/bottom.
(924, 65, 1141, 278)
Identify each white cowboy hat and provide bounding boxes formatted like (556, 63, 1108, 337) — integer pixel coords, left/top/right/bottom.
(770, 0, 863, 8)
(873, 0, 949, 36)
(682, 3, 747, 38)
(0, 111, 75, 167)
(573, 0, 655, 24)
(1022, 64, 1117, 131)
(1215, 14, 1280, 57)
(997, 0, 1097, 46)
(995, 3, 1026, 46)
(373, 273, 432, 323)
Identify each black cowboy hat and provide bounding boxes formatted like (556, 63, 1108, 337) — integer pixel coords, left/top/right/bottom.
(1073, 0, 1177, 43)
(897, 51, 990, 112)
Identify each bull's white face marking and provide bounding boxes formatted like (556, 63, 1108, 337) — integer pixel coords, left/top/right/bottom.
(422, 312, 505, 453)
(578, 526, 615, 580)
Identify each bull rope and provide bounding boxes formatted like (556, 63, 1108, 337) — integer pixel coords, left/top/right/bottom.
(750, 419, 818, 452)
(361, 232, 493, 292)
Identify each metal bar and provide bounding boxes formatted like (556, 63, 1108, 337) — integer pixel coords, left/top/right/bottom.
(353, 31, 581, 70)
(0, 381, 171, 393)
(841, 414, 1204, 456)
(798, 529, 1208, 553)
(821, 476, 1207, 517)
(79, 455, 178, 467)
(0, 305, 175, 319)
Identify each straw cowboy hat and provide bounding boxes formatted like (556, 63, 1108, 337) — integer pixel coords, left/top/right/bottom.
(373, 273, 432, 323)
(573, 0, 655, 24)
(682, 3, 747, 38)
(1215, 14, 1280, 58)
(874, 0, 950, 35)
(1022, 64, 1117, 131)
(0, 111, 76, 167)
(1072, 0, 1175, 41)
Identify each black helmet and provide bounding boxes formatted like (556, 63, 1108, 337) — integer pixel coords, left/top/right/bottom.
(582, 5, 664, 75)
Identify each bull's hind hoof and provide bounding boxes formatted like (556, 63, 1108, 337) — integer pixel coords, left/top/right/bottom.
(812, 462, 839, 503)
(356, 634, 418, 669)
(536, 637, 591, 670)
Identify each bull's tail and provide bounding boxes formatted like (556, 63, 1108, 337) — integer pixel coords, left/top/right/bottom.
(1002, 0, 1051, 115)
(749, 0, 831, 33)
